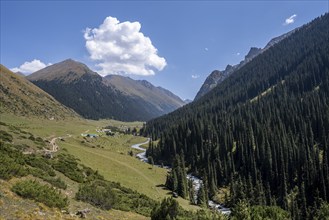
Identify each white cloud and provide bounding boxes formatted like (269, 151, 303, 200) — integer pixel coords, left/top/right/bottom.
(284, 14, 297, 25)
(205, 47, 209, 51)
(236, 52, 240, 56)
(191, 74, 200, 79)
(10, 59, 50, 74)
(84, 16, 167, 76)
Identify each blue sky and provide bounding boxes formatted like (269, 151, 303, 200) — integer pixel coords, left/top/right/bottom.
(1, 1, 328, 100)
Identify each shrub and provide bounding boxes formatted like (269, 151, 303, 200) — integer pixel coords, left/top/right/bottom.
(151, 197, 179, 220)
(52, 154, 84, 183)
(250, 205, 290, 220)
(76, 180, 117, 210)
(25, 155, 54, 174)
(76, 180, 156, 216)
(0, 130, 13, 142)
(30, 168, 67, 190)
(0, 142, 28, 180)
(0, 154, 27, 180)
(12, 180, 68, 209)
(231, 200, 290, 220)
(313, 202, 329, 220)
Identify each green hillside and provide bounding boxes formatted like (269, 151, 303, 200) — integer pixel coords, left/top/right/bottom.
(0, 113, 206, 219)
(0, 65, 77, 119)
(0, 65, 199, 218)
(143, 14, 329, 219)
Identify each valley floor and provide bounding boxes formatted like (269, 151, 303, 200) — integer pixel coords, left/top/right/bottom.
(0, 113, 200, 219)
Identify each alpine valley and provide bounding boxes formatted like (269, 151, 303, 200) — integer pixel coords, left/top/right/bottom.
(1, 12, 329, 220)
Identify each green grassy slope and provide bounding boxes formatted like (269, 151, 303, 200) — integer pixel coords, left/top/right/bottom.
(0, 113, 200, 220)
(0, 65, 77, 119)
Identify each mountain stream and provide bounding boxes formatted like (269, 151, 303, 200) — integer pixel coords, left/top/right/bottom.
(131, 138, 231, 215)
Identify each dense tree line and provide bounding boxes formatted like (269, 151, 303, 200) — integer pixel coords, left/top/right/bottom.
(143, 14, 329, 219)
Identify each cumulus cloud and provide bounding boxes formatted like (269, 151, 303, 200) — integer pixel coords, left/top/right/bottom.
(191, 74, 200, 79)
(284, 14, 297, 25)
(236, 52, 240, 56)
(84, 16, 167, 76)
(10, 59, 50, 74)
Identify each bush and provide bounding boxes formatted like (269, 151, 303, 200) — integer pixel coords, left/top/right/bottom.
(25, 155, 54, 175)
(0, 154, 27, 180)
(76, 179, 156, 216)
(29, 168, 67, 190)
(250, 205, 290, 220)
(231, 200, 290, 220)
(76, 180, 117, 210)
(44, 177, 67, 190)
(52, 154, 85, 183)
(12, 180, 68, 209)
(313, 202, 329, 220)
(0, 142, 28, 180)
(0, 130, 13, 142)
(151, 197, 180, 220)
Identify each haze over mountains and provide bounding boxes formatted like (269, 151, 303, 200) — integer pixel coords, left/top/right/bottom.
(27, 59, 185, 121)
(194, 30, 295, 100)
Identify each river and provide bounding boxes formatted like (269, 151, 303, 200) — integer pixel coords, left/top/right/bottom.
(131, 138, 231, 215)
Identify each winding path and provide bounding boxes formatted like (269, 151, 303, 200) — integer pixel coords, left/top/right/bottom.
(46, 134, 72, 153)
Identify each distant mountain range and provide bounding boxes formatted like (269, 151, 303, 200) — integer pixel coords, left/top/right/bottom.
(0, 65, 77, 119)
(194, 30, 295, 100)
(26, 59, 185, 121)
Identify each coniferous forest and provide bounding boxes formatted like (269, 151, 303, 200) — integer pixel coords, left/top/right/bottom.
(142, 14, 329, 219)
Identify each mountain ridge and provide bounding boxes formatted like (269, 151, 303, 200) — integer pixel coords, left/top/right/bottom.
(194, 29, 296, 100)
(27, 60, 184, 121)
(27, 59, 99, 83)
(143, 13, 329, 218)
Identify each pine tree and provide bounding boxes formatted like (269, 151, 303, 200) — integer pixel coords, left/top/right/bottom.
(188, 179, 196, 204)
(197, 183, 207, 207)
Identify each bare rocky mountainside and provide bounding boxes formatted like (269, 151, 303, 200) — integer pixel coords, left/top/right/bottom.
(27, 59, 185, 121)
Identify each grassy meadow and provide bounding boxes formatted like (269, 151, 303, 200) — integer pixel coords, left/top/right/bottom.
(0, 113, 200, 214)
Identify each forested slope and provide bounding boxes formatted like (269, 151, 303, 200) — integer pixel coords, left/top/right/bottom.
(143, 14, 329, 219)
(27, 59, 184, 122)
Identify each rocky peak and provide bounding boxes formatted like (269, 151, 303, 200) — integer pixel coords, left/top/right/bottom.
(245, 47, 262, 61)
(194, 30, 295, 101)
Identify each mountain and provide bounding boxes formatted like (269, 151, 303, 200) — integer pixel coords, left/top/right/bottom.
(0, 64, 77, 119)
(184, 99, 192, 104)
(194, 69, 229, 100)
(194, 30, 295, 100)
(15, 71, 25, 77)
(103, 75, 184, 113)
(27, 59, 184, 121)
(143, 14, 329, 218)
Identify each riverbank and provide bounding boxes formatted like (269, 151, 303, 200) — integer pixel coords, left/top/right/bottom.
(131, 139, 231, 215)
